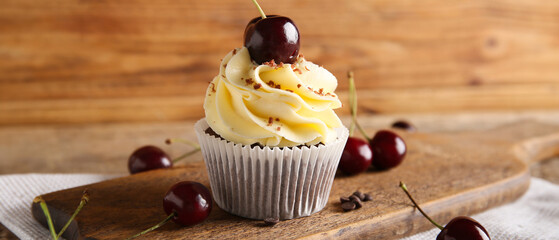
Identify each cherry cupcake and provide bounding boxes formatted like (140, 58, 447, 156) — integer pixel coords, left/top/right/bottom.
(195, 11, 348, 220)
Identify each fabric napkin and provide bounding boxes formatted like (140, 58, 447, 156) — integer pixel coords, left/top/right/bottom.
(0, 174, 558, 240)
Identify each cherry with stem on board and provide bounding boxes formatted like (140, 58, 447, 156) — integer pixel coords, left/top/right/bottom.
(347, 72, 407, 170)
(34, 190, 90, 240)
(128, 138, 200, 174)
(399, 181, 491, 240)
(125, 181, 213, 239)
(338, 71, 373, 175)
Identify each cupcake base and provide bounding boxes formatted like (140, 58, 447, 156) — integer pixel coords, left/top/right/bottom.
(194, 118, 349, 220)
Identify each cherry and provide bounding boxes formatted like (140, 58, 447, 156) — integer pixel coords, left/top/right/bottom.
(400, 182, 491, 240)
(163, 181, 213, 226)
(391, 120, 416, 132)
(437, 216, 491, 240)
(345, 72, 406, 171)
(339, 137, 373, 175)
(369, 130, 407, 170)
(244, 0, 300, 64)
(126, 181, 213, 239)
(128, 146, 172, 174)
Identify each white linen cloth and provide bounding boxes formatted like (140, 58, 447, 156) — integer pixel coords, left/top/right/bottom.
(0, 174, 558, 240)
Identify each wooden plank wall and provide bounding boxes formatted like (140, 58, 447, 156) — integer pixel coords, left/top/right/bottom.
(1, 0, 558, 125)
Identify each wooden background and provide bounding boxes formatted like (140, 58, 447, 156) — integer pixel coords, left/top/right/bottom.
(1, 0, 559, 125)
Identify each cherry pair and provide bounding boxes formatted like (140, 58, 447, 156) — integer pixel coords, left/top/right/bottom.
(338, 72, 408, 175)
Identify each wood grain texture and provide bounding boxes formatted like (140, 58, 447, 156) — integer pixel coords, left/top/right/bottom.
(30, 121, 559, 239)
(1, 0, 559, 125)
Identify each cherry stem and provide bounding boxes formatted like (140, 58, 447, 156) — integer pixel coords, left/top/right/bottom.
(172, 147, 201, 164)
(399, 181, 444, 230)
(34, 196, 58, 240)
(251, 0, 267, 19)
(348, 71, 371, 142)
(165, 138, 200, 149)
(56, 190, 89, 239)
(125, 211, 177, 240)
(166, 138, 201, 163)
(348, 71, 356, 137)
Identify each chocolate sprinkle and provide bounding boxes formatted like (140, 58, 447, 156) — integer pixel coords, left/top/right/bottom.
(263, 218, 280, 226)
(341, 202, 356, 211)
(353, 191, 365, 201)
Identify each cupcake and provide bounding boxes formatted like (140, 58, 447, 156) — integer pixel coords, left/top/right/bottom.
(195, 13, 348, 220)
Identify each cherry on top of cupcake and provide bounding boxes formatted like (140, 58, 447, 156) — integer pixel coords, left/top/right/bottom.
(244, 0, 300, 64)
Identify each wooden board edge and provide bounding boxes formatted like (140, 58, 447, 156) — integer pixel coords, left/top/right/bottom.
(302, 170, 531, 240)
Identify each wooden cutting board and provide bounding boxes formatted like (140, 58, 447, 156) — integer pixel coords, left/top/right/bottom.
(31, 121, 559, 240)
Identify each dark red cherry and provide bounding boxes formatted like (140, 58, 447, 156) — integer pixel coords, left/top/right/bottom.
(437, 216, 491, 240)
(244, 15, 300, 64)
(400, 182, 491, 240)
(163, 181, 212, 226)
(339, 137, 373, 175)
(128, 146, 172, 174)
(391, 120, 416, 132)
(369, 130, 406, 170)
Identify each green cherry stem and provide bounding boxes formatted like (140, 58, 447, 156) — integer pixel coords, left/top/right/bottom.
(56, 190, 90, 239)
(348, 71, 356, 137)
(165, 138, 201, 164)
(34, 196, 58, 240)
(348, 72, 371, 142)
(125, 211, 177, 240)
(399, 181, 444, 230)
(165, 138, 200, 149)
(251, 0, 267, 19)
(172, 147, 201, 164)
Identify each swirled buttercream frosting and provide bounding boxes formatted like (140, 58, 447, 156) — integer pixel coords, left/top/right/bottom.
(204, 47, 342, 147)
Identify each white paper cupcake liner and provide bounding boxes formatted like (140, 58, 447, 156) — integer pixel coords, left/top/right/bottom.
(194, 118, 349, 220)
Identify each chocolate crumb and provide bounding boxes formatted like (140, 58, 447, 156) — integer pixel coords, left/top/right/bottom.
(286, 89, 293, 93)
(263, 218, 280, 226)
(268, 117, 273, 126)
(353, 191, 365, 201)
(223, 64, 227, 68)
(341, 201, 356, 211)
(254, 83, 262, 89)
(233, 49, 237, 55)
(276, 127, 281, 131)
(353, 198, 363, 209)
(297, 84, 302, 88)
(275, 118, 280, 121)
(349, 195, 363, 209)
(245, 78, 254, 85)
(340, 196, 351, 203)
(275, 84, 281, 89)
(264, 59, 278, 68)
(364, 194, 373, 202)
